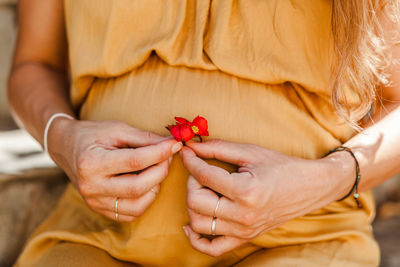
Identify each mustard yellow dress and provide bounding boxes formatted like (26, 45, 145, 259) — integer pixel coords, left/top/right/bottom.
(16, 0, 380, 266)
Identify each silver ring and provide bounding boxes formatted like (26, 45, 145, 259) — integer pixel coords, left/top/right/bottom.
(213, 197, 221, 218)
(115, 197, 119, 222)
(211, 217, 217, 236)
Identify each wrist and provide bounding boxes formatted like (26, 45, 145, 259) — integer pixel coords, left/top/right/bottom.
(46, 115, 77, 159)
(51, 115, 76, 133)
(318, 150, 356, 203)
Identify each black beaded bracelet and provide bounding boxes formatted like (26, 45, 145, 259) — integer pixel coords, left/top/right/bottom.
(324, 146, 362, 208)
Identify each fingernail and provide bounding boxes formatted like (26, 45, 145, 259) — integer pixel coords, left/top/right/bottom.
(182, 226, 189, 237)
(168, 157, 172, 164)
(172, 142, 183, 153)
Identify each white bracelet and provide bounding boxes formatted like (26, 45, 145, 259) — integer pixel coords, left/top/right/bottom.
(44, 113, 74, 154)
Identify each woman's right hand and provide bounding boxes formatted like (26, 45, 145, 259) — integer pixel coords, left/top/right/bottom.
(47, 118, 182, 222)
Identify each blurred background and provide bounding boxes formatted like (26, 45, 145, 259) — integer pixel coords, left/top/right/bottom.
(0, 1, 399, 267)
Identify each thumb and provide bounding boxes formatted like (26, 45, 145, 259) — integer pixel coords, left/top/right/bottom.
(185, 139, 256, 166)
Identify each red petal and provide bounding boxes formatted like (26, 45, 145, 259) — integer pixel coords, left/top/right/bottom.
(199, 129, 209, 136)
(169, 125, 182, 141)
(180, 125, 195, 142)
(192, 116, 208, 136)
(175, 117, 190, 125)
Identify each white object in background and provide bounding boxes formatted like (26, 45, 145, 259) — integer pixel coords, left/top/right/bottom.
(0, 129, 55, 174)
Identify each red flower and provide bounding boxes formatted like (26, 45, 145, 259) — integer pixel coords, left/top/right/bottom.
(169, 124, 195, 142)
(166, 116, 209, 142)
(191, 116, 209, 136)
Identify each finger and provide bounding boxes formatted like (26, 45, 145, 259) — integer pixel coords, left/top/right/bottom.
(111, 122, 173, 148)
(183, 225, 247, 257)
(186, 175, 220, 216)
(93, 186, 160, 217)
(186, 139, 257, 166)
(99, 160, 169, 198)
(100, 210, 136, 223)
(182, 147, 242, 199)
(102, 139, 182, 174)
(186, 176, 245, 224)
(187, 209, 255, 239)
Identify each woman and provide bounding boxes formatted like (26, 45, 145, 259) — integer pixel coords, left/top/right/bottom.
(8, 0, 400, 266)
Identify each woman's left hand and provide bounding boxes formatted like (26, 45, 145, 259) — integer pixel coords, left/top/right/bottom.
(181, 139, 353, 256)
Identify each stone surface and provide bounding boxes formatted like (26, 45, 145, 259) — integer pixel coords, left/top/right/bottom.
(0, 170, 68, 267)
(373, 215, 400, 267)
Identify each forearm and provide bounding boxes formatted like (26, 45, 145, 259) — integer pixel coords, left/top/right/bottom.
(7, 62, 76, 146)
(321, 103, 400, 203)
(345, 104, 400, 190)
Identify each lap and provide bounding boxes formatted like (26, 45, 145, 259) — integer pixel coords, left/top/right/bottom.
(20, 236, 379, 266)
(29, 242, 137, 267)
(235, 238, 379, 267)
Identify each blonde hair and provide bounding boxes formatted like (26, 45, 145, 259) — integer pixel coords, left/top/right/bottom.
(331, 0, 400, 128)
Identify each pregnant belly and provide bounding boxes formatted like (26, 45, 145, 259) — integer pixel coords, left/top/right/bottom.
(76, 55, 374, 263)
(80, 55, 341, 159)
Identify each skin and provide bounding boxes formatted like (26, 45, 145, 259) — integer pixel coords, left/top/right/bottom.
(8, 0, 400, 258)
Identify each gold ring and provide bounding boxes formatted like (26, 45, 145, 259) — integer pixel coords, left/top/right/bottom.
(213, 198, 221, 218)
(211, 217, 217, 236)
(115, 197, 119, 222)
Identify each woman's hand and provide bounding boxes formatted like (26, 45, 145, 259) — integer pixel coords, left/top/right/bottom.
(48, 118, 182, 222)
(181, 139, 354, 256)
